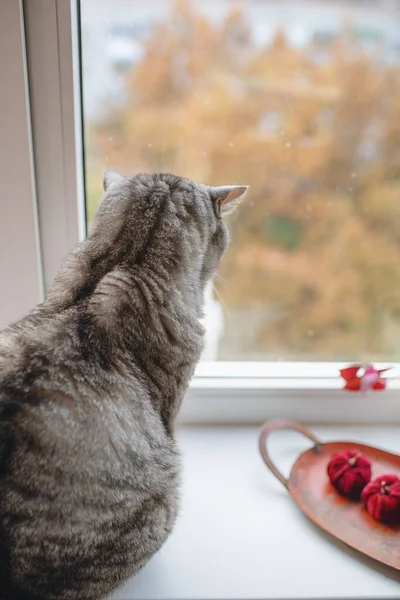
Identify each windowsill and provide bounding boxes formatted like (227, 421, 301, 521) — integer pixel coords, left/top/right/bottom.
(111, 425, 400, 599)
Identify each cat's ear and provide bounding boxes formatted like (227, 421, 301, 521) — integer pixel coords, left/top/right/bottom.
(210, 185, 249, 217)
(103, 169, 124, 191)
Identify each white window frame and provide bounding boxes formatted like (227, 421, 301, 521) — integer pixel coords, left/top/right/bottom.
(4, 0, 400, 425)
(183, 361, 400, 424)
(23, 0, 85, 290)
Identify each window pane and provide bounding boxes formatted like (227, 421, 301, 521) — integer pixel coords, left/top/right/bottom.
(80, 0, 400, 361)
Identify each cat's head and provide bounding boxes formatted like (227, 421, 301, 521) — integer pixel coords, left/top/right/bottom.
(91, 171, 248, 314)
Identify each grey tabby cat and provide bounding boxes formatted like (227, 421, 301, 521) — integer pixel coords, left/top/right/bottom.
(0, 171, 247, 600)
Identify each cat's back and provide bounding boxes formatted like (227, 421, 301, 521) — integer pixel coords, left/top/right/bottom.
(0, 307, 179, 507)
(0, 312, 180, 600)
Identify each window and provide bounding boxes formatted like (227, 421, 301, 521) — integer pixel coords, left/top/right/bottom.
(2, 0, 400, 425)
(80, 0, 400, 366)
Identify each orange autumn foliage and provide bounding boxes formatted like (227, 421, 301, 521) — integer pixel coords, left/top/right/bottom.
(87, 0, 400, 360)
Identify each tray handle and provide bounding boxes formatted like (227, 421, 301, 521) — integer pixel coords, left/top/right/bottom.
(258, 419, 322, 489)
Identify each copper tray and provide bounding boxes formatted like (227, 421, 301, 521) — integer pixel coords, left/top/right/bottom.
(259, 419, 400, 571)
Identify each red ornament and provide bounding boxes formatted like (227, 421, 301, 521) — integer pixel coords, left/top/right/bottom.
(361, 474, 400, 525)
(327, 449, 372, 499)
(340, 364, 390, 392)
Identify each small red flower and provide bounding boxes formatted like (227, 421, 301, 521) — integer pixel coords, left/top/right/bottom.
(327, 449, 371, 499)
(361, 474, 400, 525)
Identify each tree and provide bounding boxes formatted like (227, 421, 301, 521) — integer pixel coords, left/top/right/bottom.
(87, 0, 400, 360)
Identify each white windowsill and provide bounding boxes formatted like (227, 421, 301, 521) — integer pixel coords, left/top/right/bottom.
(179, 362, 400, 425)
(112, 425, 400, 600)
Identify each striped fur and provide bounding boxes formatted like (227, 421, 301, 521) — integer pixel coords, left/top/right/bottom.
(0, 173, 241, 599)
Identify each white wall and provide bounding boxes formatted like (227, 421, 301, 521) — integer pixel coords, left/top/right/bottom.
(0, 0, 43, 328)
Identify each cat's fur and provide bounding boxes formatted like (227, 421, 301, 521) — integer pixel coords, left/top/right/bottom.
(0, 172, 247, 600)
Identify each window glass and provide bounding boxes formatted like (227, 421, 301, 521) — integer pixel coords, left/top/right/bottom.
(80, 0, 400, 361)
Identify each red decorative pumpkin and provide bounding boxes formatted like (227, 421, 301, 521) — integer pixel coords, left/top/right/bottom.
(327, 449, 372, 499)
(361, 474, 400, 525)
